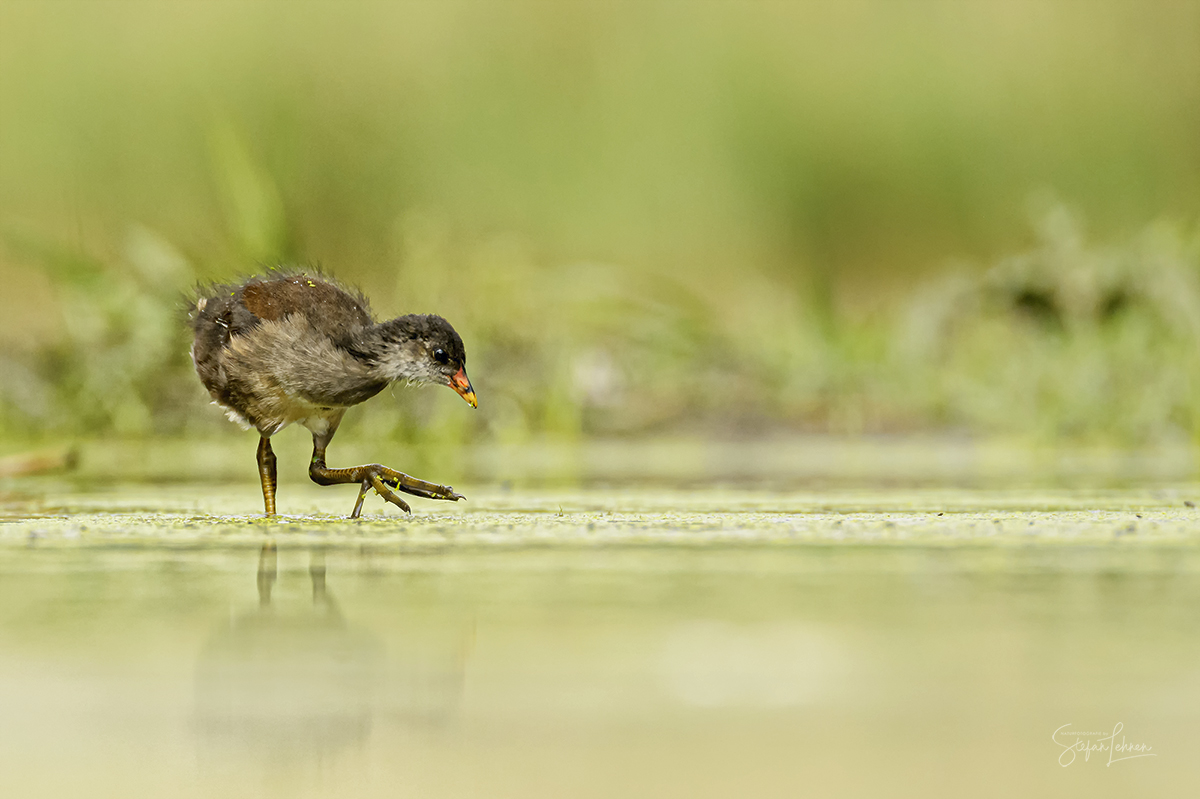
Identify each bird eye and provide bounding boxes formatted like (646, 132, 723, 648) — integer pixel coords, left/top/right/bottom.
(433, 348, 449, 365)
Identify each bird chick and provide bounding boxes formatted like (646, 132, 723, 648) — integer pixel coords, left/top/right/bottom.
(189, 271, 476, 517)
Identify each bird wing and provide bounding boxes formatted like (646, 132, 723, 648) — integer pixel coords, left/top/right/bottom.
(239, 275, 374, 342)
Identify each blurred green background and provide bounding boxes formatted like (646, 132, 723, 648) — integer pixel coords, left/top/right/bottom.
(4, 0, 1200, 454)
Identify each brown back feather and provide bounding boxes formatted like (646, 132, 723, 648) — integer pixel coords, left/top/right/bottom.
(239, 274, 374, 339)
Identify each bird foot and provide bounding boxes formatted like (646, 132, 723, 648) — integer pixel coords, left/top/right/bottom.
(348, 464, 464, 518)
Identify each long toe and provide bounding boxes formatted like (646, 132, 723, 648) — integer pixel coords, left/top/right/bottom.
(370, 473, 412, 514)
(375, 467, 465, 501)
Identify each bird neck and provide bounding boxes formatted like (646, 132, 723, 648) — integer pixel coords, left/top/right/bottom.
(354, 315, 428, 383)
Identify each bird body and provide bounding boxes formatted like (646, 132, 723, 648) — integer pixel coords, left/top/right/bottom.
(192, 277, 384, 437)
(189, 271, 476, 517)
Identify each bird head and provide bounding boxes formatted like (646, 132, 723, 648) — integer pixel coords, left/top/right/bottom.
(376, 314, 476, 408)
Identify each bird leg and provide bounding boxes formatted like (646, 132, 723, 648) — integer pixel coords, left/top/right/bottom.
(256, 436, 278, 516)
(308, 433, 464, 518)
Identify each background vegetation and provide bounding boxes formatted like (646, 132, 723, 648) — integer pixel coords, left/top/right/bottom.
(4, 0, 1200, 450)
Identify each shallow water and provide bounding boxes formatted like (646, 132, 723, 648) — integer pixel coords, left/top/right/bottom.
(1, 482, 1197, 797)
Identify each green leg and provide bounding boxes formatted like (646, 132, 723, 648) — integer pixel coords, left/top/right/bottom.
(308, 432, 464, 518)
(256, 436, 277, 516)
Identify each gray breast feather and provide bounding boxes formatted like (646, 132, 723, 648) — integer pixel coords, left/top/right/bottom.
(218, 317, 388, 432)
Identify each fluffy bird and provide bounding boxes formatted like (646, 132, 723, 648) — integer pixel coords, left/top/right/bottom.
(188, 271, 476, 517)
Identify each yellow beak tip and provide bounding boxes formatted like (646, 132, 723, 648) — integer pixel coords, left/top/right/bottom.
(450, 368, 477, 407)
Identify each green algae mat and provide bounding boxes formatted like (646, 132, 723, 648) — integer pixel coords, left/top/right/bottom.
(1, 481, 1197, 798)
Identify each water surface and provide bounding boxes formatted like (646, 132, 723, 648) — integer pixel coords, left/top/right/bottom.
(1, 483, 1196, 797)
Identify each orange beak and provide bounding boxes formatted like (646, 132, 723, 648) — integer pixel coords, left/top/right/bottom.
(449, 367, 477, 408)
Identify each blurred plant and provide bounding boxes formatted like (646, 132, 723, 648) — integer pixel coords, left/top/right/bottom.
(0, 221, 202, 436)
(0, 115, 294, 442)
(0, 224, 204, 438)
(897, 202, 1200, 442)
(339, 209, 835, 447)
(5, 197, 1200, 447)
(208, 118, 292, 265)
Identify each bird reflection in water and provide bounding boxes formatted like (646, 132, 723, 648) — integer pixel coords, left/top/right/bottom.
(194, 543, 472, 766)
